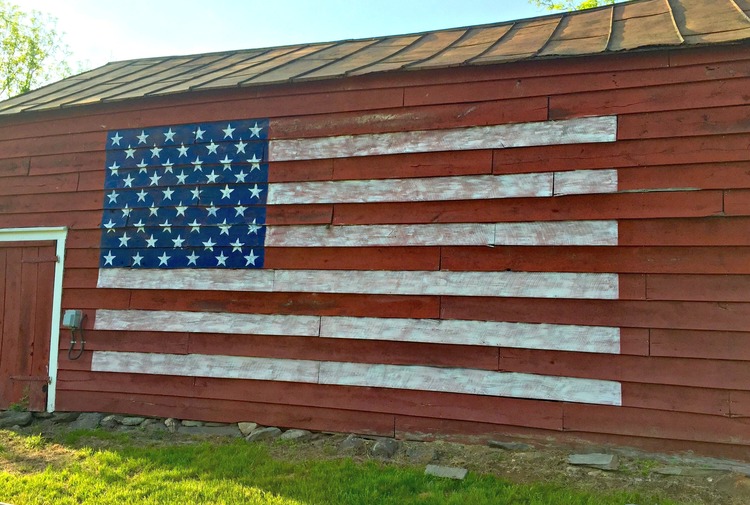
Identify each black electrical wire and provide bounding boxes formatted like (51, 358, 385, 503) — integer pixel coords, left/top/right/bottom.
(67, 314, 87, 360)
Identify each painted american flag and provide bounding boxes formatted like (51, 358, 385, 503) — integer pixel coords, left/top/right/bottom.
(94, 115, 625, 407)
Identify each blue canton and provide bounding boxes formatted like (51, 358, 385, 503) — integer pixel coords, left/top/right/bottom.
(100, 119, 269, 269)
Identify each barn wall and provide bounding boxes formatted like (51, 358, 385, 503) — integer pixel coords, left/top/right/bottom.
(2, 43, 750, 458)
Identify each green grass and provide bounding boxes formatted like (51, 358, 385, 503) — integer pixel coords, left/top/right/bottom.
(0, 429, 675, 505)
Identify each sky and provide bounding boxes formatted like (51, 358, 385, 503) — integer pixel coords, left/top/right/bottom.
(18, 1, 550, 71)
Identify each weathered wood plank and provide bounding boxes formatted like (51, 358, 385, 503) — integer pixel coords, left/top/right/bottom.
(92, 351, 322, 383)
(269, 116, 617, 161)
(318, 361, 621, 405)
(320, 316, 620, 353)
(97, 268, 618, 299)
(95, 309, 320, 336)
(494, 221, 618, 246)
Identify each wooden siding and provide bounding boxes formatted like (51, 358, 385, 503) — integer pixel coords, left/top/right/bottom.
(2, 44, 750, 458)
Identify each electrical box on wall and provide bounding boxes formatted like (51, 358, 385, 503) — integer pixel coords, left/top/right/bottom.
(62, 309, 82, 329)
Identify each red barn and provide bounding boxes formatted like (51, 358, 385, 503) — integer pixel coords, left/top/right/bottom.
(2, 0, 750, 458)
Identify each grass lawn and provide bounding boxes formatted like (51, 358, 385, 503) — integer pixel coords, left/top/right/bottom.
(1, 429, 677, 505)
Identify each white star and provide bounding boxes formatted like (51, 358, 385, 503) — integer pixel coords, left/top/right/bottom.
(110, 132, 123, 146)
(145, 235, 157, 247)
(194, 126, 205, 140)
(234, 202, 247, 216)
(230, 239, 244, 252)
(136, 130, 149, 144)
(218, 219, 232, 235)
(220, 184, 234, 199)
(202, 237, 216, 251)
(122, 174, 135, 188)
(124, 145, 136, 159)
(160, 219, 172, 233)
(248, 184, 263, 200)
(249, 122, 263, 138)
(222, 124, 235, 139)
(162, 158, 174, 172)
(136, 189, 148, 202)
(149, 173, 162, 186)
(149, 204, 159, 217)
(176, 170, 188, 184)
(206, 140, 219, 154)
(118, 232, 131, 247)
(107, 190, 119, 203)
(188, 219, 201, 233)
(132, 252, 144, 266)
(103, 250, 116, 265)
(247, 154, 261, 171)
(164, 128, 176, 142)
(190, 187, 201, 200)
(191, 156, 203, 171)
(133, 219, 146, 233)
(108, 161, 120, 175)
(248, 219, 261, 234)
(235, 140, 247, 154)
(205, 170, 219, 183)
(215, 251, 228, 266)
(174, 201, 188, 216)
(244, 249, 259, 266)
(177, 143, 190, 157)
(158, 252, 171, 266)
(103, 219, 116, 232)
(186, 251, 199, 265)
(150, 145, 162, 158)
(162, 187, 174, 200)
(121, 204, 132, 218)
(136, 159, 148, 173)
(220, 155, 233, 170)
(234, 170, 248, 183)
(206, 202, 219, 217)
(172, 235, 185, 248)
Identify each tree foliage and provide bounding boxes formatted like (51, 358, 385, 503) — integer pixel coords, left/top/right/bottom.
(531, 0, 617, 11)
(0, 0, 71, 99)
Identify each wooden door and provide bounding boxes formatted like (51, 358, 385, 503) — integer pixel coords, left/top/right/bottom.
(0, 241, 56, 411)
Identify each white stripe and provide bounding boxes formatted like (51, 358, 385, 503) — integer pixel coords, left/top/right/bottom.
(264, 220, 619, 247)
(91, 351, 622, 405)
(94, 310, 620, 354)
(268, 116, 617, 161)
(92, 351, 321, 383)
(320, 317, 620, 353)
(95, 309, 320, 336)
(268, 169, 618, 205)
(98, 269, 619, 299)
(493, 220, 618, 246)
(320, 362, 621, 406)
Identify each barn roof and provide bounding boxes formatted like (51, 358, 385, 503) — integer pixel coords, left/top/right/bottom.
(1, 0, 749, 116)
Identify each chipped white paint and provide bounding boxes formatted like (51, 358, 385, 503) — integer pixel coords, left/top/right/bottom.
(98, 269, 618, 299)
(0, 226, 67, 413)
(90, 351, 622, 405)
(265, 223, 495, 247)
(268, 169, 618, 205)
(97, 267, 274, 291)
(269, 116, 617, 161)
(320, 317, 620, 353)
(494, 220, 618, 246)
(318, 362, 622, 405)
(92, 351, 321, 383)
(268, 172, 553, 204)
(554, 169, 618, 196)
(94, 309, 320, 336)
(271, 270, 618, 299)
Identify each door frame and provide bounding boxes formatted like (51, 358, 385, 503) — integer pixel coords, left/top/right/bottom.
(0, 227, 67, 412)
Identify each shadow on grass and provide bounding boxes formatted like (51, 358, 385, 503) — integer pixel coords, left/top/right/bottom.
(0, 429, 672, 505)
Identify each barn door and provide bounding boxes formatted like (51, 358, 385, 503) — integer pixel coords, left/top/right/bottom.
(0, 241, 57, 411)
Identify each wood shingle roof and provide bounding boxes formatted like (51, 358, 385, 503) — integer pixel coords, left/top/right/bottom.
(1, 0, 749, 116)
